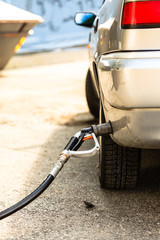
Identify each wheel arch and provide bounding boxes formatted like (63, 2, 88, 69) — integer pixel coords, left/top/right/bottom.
(92, 61, 100, 98)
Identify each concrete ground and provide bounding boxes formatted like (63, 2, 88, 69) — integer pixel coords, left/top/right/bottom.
(0, 48, 160, 240)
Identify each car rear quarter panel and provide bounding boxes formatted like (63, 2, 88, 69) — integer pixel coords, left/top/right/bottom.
(121, 0, 160, 50)
(89, 0, 123, 60)
(93, 0, 160, 58)
(95, 1, 160, 148)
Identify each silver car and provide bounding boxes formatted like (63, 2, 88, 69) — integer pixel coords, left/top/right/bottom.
(75, 0, 160, 189)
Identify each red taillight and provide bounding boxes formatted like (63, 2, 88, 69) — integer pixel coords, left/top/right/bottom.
(122, 1, 160, 29)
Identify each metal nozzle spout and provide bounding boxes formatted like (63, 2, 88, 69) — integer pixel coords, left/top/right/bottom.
(92, 122, 113, 137)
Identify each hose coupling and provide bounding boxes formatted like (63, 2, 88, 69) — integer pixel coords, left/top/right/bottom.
(50, 150, 70, 178)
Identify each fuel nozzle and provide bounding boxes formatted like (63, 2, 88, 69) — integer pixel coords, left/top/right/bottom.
(0, 121, 113, 220)
(53, 121, 113, 172)
(92, 122, 113, 137)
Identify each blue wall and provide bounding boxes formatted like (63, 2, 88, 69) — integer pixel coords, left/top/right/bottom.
(2, 0, 102, 53)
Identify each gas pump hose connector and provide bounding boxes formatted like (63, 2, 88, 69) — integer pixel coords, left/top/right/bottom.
(0, 122, 112, 220)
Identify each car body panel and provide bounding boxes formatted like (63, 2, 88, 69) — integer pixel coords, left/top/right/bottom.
(89, 0, 160, 56)
(121, 29, 160, 50)
(98, 51, 160, 109)
(98, 51, 160, 148)
(102, 100, 160, 149)
(76, 0, 160, 149)
(88, 0, 122, 61)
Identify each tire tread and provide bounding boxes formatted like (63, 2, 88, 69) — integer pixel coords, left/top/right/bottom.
(99, 105, 141, 190)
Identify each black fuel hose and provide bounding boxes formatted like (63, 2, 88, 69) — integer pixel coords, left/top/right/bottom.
(0, 123, 112, 220)
(0, 174, 54, 220)
(0, 134, 82, 220)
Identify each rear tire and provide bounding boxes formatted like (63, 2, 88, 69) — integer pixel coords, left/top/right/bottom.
(85, 69, 99, 119)
(99, 102, 141, 189)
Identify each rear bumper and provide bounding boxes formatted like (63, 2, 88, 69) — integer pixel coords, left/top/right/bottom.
(98, 51, 160, 148)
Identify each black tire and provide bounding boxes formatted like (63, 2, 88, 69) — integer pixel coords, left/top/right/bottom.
(85, 69, 99, 119)
(99, 102, 141, 189)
